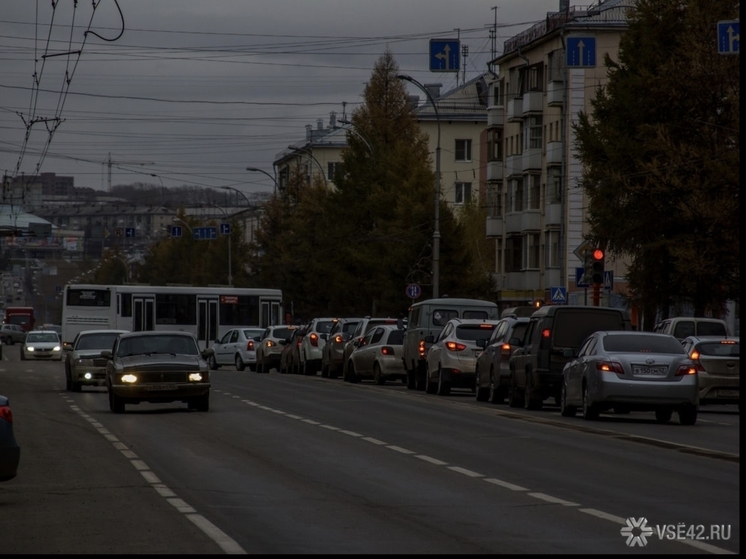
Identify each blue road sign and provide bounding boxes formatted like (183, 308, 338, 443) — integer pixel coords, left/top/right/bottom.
(566, 37, 596, 67)
(194, 226, 217, 240)
(220, 223, 231, 235)
(576, 267, 590, 288)
(550, 286, 567, 304)
(406, 283, 422, 300)
(429, 39, 460, 72)
(55, 285, 62, 293)
(125, 227, 136, 238)
(718, 21, 740, 54)
(604, 270, 614, 290)
(171, 225, 182, 238)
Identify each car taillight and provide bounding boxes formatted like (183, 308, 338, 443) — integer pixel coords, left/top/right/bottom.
(296, 338, 302, 347)
(418, 339, 427, 358)
(446, 341, 467, 352)
(310, 333, 319, 347)
(541, 329, 551, 338)
(596, 361, 624, 374)
(381, 346, 395, 355)
(675, 364, 697, 376)
(500, 342, 512, 358)
(246, 340, 254, 351)
(689, 350, 705, 372)
(334, 334, 343, 344)
(0, 405, 13, 423)
(266, 340, 275, 348)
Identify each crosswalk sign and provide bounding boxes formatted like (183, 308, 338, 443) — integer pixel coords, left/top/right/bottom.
(550, 286, 567, 304)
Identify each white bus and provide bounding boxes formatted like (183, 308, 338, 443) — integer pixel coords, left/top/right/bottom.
(61, 284, 283, 349)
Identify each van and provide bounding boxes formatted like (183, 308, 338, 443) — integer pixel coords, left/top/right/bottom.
(653, 317, 730, 341)
(508, 305, 632, 410)
(402, 297, 499, 390)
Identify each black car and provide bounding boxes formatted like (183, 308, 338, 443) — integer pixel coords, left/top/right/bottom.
(102, 331, 213, 413)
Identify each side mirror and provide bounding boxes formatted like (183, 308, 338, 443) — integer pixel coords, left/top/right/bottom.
(509, 337, 522, 347)
(62, 342, 73, 351)
(320, 333, 327, 341)
(353, 340, 360, 347)
(562, 348, 575, 358)
(100, 350, 112, 360)
(214, 338, 221, 344)
(202, 348, 215, 358)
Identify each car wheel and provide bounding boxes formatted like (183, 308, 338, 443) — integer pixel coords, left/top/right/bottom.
(235, 354, 246, 371)
(329, 364, 339, 380)
(71, 380, 82, 393)
(415, 363, 427, 391)
(436, 366, 450, 396)
(678, 405, 697, 425)
(406, 368, 416, 390)
(4, 336, 12, 345)
(347, 362, 359, 384)
(524, 372, 542, 410)
(475, 368, 489, 402)
(582, 383, 599, 421)
(560, 382, 577, 417)
(109, 389, 125, 413)
(508, 372, 524, 408)
(207, 355, 218, 370)
(321, 361, 329, 378)
(655, 408, 673, 423)
(374, 363, 385, 385)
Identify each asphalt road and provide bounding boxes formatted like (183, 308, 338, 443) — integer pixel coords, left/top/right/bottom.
(0, 352, 739, 554)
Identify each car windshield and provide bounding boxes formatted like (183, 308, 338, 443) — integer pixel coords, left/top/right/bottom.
(386, 329, 404, 345)
(27, 333, 58, 343)
(76, 333, 122, 351)
(117, 335, 198, 356)
(696, 341, 740, 357)
(455, 324, 497, 341)
(272, 327, 294, 339)
(315, 321, 335, 334)
(603, 335, 686, 354)
(242, 329, 264, 339)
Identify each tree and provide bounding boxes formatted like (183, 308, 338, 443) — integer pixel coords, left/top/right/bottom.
(573, 0, 739, 326)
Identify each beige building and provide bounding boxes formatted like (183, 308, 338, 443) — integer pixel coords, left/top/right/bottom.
(486, 0, 631, 308)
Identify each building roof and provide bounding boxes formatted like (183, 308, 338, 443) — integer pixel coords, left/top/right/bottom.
(0, 204, 55, 235)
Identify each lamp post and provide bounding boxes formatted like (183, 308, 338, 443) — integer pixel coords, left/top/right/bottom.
(208, 203, 232, 287)
(335, 119, 373, 155)
(172, 216, 193, 235)
(396, 74, 441, 299)
(287, 146, 327, 187)
(151, 174, 165, 207)
(222, 185, 253, 206)
(246, 167, 278, 196)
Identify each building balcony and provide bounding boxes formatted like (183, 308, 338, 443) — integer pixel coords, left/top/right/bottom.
(486, 216, 503, 238)
(487, 160, 504, 181)
(506, 155, 521, 177)
(520, 210, 542, 232)
(522, 148, 542, 171)
(507, 97, 523, 122)
(522, 91, 544, 114)
(487, 107, 505, 126)
(547, 80, 564, 107)
(505, 212, 522, 234)
(545, 203, 562, 226)
(546, 141, 563, 166)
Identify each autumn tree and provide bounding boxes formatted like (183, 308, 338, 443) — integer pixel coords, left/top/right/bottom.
(573, 0, 739, 327)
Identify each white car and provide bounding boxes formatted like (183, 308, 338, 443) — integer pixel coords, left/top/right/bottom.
(208, 326, 265, 371)
(299, 317, 337, 376)
(347, 324, 406, 385)
(256, 325, 299, 373)
(21, 330, 63, 361)
(425, 319, 500, 396)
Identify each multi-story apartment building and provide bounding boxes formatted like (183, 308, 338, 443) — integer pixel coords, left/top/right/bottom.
(485, 0, 630, 308)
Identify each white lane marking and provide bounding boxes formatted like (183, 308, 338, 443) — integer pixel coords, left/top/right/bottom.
(104, 434, 119, 442)
(339, 430, 363, 437)
(131, 460, 149, 471)
(484, 478, 528, 492)
(141, 471, 161, 484)
(302, 419, 320, 425)
(167, 498, 197, 514)
(153, 485, 177, 498)
(121, 450, 138, 459)
(528, 492, 579, 506)
(448, 466, 483, 478)
(387, 445, 415, 455)
(362, 437, 387, 445)
(320, 424, 340, 431)
(185, 514, 247, 555)
(285, 414, 302, 419)
(416, 455, 448, 466)
(578, 508, 626, 524)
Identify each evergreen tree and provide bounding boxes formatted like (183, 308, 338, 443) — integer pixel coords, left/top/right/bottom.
(573, 0, 739, 326)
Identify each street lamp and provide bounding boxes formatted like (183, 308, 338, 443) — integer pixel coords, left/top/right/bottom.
(287, 146, 327, 187)
(335, 119, 373, 154)
(151, 174, 165, 207)
(397, 74, 441, 299)
(222, 185, 252, 206)
(246, 167, 278, 196)
(208, 203, 233, 287)
(172, 216, 193, 235)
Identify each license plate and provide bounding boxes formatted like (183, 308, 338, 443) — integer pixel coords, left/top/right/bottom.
(633, 366, 667, 376)
(145, 383, 177, 391)
(717, 389, 738, 398)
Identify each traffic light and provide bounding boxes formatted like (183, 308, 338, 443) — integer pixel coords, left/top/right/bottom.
(591, 248, 605, 285)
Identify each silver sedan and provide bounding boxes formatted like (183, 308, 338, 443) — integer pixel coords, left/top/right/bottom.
(560, 331, 699, 424)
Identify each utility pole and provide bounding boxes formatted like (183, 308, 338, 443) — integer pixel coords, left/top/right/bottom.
(104, 153, 155, 192)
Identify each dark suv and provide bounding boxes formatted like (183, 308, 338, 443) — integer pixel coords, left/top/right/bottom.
(508, 305, 632, 410)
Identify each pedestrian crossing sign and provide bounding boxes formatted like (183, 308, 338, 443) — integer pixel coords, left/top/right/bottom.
(550, 286, 567, 304)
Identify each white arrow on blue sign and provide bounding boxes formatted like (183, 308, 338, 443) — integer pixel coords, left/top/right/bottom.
(717, 21, 740, 54)
(429, 39, 460, 72)
(550, 286, 567, 304)
(566, 37, 596, 67)
(220, 223, 231, 235)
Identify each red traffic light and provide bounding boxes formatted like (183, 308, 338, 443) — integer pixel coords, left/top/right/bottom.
(592, 249, 604, 261)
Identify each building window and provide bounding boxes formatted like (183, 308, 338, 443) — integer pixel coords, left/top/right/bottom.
(488, 129, 503, 161)
(487, 181, 502, 217)
(492, 79, 505, 106)
(506, 236, 523, 272)
(528, 174, 540, 209)
(545, 230, 560, 268)
(509, 178, 523, 212)
(495, 241, 504, 274)
(525, 233, 540, 269)
(523, 116, 543, 150)
(454, 182, 472, 204)
(546, 167, 562, 204)
(547, 50, 565, 83)
(455, 139, 472, 162)
(327, 162, 338, 182)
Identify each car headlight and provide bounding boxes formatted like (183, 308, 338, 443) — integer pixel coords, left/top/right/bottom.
(53, 345, 61, 352)
(189, 373, 204, 382)
(121, 374, 138, 383)
(27, 346, 35, 352)
(76, 358, 95, 367)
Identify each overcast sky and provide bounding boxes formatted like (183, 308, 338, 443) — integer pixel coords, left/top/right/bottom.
(1, 0, 563, 199)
